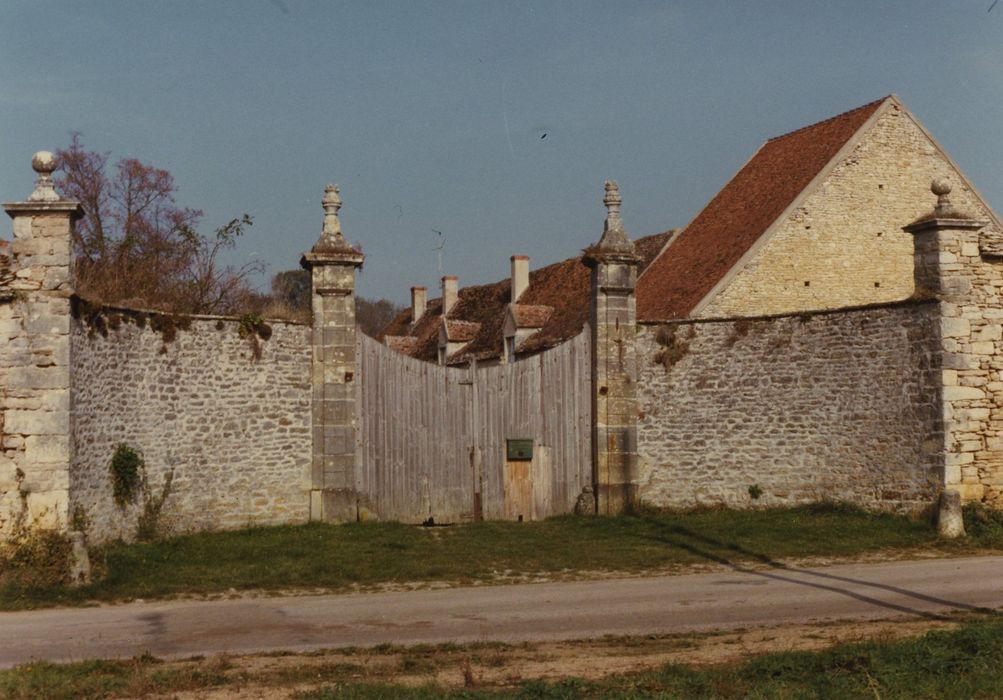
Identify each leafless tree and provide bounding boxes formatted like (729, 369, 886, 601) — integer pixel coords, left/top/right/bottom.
(55, 134, 262, 315)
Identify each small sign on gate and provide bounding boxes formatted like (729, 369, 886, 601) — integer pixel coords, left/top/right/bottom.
(506, 438, 533, 461)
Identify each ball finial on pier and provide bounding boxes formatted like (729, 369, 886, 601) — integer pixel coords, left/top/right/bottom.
(931, 178, 954, 215)
(28, 151, 60, 202)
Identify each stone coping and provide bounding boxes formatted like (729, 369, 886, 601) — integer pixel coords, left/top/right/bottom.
(72, 295, 311, 327)
(638, 297, 938, 327)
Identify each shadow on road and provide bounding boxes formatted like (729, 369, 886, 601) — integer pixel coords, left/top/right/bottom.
(644, 522, 999, 620)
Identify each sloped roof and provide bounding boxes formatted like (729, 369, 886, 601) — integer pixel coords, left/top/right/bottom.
(636, 96, 889, 321)
(379, 230, 674, 363)
(443, 319, 481, 342)
(510, 304, 554, 329)
(384, 335, 419, 354)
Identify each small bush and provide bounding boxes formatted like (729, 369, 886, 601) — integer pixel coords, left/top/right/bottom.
(0, 530, 72, 590)
(238, 313, 271, 360)
(652, 325, 690, 370)
(109, 443, 144, 508)
(963, 502, 1003, 541)
(70, 504, 90, 535)
(238, 313, 264, 338)
(136, 469, 175, 542)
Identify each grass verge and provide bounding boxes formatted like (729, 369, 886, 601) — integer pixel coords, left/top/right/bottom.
(0, 502, 997, 610)
(301, 616, 1003, 699)
(1, 616, 1002, 699)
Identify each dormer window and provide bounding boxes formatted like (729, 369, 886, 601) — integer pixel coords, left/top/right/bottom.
(503, 303, 553, 363)
(439, 318, 481, 366)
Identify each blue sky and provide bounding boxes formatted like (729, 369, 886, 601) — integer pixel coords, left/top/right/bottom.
(3, 1, 1002, 304)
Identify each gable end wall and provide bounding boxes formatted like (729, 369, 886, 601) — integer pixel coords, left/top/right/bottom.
(699, 106, 1003, 317)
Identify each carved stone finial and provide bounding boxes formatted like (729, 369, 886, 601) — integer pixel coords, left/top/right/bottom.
(322, 183, 343, 238)
(603, 180, 623, 233)
(932, 177, 953, 215)
(302, 182, 364, 266)
(592, 179, 637, 256)
(28, 151, 60, 202)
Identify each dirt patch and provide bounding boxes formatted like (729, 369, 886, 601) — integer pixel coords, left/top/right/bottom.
(145, 616, 963, 699)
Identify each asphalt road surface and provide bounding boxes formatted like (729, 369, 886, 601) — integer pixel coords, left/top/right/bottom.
(2, 555, 1001, 668)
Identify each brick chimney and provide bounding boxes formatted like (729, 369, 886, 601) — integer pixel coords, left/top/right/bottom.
(411, 286, 427, 323)
(441, 275, 458, 315)
(511, 255, 529, 303)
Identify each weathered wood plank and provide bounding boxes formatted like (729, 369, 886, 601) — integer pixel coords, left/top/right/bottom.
(357, 330, 590, 523)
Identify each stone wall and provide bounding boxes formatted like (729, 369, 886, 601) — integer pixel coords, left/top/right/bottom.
(636, 301, 943, 511)
(0, 203, 78, 538)
(700, 102, 1003, 317)
(906, 191, 1003, 506)
(69, 304, 312, 543)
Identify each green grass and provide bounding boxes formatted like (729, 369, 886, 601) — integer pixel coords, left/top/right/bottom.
(4, 616, 1003, 699)
(0, 655, 232, 700)
(0, 503, 996, 610)
(299, 617, 1003, 699)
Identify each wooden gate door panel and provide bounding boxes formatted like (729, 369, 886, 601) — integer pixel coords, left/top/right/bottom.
(503, 461, 532, 521)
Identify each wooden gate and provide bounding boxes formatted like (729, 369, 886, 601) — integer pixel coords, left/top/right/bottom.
(357, 329, 592, 522)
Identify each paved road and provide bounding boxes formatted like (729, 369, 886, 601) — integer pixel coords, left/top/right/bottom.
(2, 555, 1001, 668)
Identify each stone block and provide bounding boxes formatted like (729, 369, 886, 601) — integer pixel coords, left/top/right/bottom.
(944, 463, 961, 484)
(321, 488, 357, 522)
(971, 341, 996, 356)
(957, 483, 985, 502)
(24, 435, 69, 462)
(4, 409, 68, 435)
(27, 489, 68, 528)
(11, 216, 31, 239)
(977, 325, 1003, 342)
(0, 318, 24, 338)
(944, 385, 985, 401)
(24, 314, 70, 334)
(961, 242, 981, 258)
(938, 490, 966, 538)
(940, 317, 970, 338)
(942, 353, 980, 370)
(961, 408, 991, 421)
(943, 451, 972, 467)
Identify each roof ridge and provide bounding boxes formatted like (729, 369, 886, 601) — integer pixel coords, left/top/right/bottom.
(637, 96, 889, 321)
(766, 96, 891, 143)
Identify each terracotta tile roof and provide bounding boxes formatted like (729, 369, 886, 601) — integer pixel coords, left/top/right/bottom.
(384, 335, 420, 354)
(510, 304, 553, 328)
(378, 297, 444, 363)
(443, 319, 481, 342)
(636, 96, 889, 321)
(379, 230, 674, 363)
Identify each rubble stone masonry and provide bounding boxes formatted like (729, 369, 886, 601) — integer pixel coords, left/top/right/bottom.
(69, 311, 311, 542)
(636, 303, 943, 511)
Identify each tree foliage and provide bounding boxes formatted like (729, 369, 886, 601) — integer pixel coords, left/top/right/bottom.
(356, 296, 405, 337)
(271, 268, 311, 311)
(55, 134, 262, 315)
(268, 268, 403, 335)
